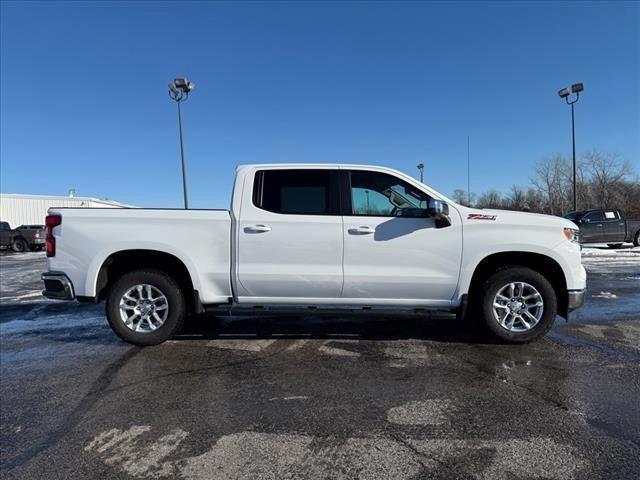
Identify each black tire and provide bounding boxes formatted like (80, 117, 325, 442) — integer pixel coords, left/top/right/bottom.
(634, 232, 640, 247)
(106, 269, 186, 346)
(607, 243, 623, 249)
(478, 266, 557, 343)
(11, 238, 27, 253)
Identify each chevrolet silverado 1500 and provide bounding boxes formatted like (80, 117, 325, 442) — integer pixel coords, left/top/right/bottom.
(42, 164, 586, 345)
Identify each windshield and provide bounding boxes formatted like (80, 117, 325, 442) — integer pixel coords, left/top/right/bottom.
(563, 212, 582, 222)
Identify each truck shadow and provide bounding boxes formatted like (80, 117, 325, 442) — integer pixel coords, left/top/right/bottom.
(178, 314, 497, 345)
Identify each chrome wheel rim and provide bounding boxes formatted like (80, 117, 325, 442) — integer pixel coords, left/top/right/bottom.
(119, 284, 169, 333)
(492, 282, 544, 332)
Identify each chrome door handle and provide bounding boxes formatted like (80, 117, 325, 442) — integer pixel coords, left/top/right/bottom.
(348, 226, 376, 235)
(244, 224, 271, 233)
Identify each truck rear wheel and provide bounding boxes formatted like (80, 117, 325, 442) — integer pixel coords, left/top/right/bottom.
(634, 231, 640, 247)
(11, 238, 27, 252)
(478, 267, 557, 343)
(106, 269, 186, 346)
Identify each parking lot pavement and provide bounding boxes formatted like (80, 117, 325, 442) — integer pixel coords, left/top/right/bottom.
(1, 248, 638, 479)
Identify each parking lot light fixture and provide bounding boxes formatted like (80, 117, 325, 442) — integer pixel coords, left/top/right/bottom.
(168, 77, 195, 209)
(557, 82, 584, 212)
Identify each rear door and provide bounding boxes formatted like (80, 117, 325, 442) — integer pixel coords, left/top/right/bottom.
(341, 169, 462, 306)
(602, 210, 625, 242)
(580, 211, 606, 242)
(236, 168, 344, 303)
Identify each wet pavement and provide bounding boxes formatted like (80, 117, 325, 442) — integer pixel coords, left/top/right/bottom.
(1, 248, 639, 479)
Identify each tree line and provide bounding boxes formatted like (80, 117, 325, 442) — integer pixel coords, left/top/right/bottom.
(451, 150, 640, 218)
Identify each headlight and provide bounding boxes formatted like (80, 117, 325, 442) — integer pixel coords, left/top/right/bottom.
(563, 227, 580, 243)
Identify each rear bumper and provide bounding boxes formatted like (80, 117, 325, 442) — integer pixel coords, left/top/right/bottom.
(567, 288, 586, 311)
(41, 272, 75, 300)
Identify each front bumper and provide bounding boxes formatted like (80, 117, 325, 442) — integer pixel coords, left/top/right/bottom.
(41, 272, 75, 300)
(567, 288, 586, 311)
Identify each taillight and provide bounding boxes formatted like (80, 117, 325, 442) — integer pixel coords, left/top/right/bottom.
(45, 215, 62, 257)
(34, 230, 41, 238)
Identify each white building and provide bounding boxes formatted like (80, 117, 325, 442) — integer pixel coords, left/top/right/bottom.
(0, 193, 133, 227)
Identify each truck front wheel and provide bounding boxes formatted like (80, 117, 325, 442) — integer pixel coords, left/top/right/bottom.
(478, 267, 557, 343)
(106, 269, 186, 346)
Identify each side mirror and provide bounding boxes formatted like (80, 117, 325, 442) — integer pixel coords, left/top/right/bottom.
(581, 217, 590, 224)
(427, 199, 451, 228)
(427, 199, 449, 217)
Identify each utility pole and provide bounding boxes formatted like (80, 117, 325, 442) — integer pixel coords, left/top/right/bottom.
(467, 136, 471, 206)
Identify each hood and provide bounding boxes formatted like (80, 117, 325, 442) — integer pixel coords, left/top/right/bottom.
(458, 206, 578, 229)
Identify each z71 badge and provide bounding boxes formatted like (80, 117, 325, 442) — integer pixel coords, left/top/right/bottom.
(468, 213, 497, 221)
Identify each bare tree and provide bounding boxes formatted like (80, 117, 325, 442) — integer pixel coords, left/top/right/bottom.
(452, 150, 638, 217)
(451, 189, 476, 206)
(580, 150, 634, 209)
(503, 186, 526, 211)
(476, 190, 503, 209)
(531, 155, 572, 215)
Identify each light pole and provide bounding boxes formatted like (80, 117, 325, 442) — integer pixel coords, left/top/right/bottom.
(558, 83, 584, 212)
(169, 77, 195, 209)
(417, 163, 424, 183)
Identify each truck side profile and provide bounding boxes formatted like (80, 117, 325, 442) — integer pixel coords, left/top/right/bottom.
(564, 208, 640, 248)
(42, 164, 587, 345)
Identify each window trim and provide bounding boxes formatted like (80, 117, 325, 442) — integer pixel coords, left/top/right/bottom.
(252, 169, 342, 216)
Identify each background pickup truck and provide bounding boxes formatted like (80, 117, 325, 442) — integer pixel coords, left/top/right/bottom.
(0, 222, 45, 252)
(42, 164, 587, 345)
(564, 208, 640, 248)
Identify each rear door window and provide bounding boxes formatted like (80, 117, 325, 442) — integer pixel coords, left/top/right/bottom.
(253, 169, 340, 215)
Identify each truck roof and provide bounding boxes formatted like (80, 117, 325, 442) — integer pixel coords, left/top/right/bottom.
(235, 163, 454, 204)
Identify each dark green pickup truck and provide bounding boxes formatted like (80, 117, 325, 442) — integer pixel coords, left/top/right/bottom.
(0, 222, 46, 252)
(564, 209, 640, 248)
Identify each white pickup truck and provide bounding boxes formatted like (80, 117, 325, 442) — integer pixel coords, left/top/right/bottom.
(42, 164, 586, 345)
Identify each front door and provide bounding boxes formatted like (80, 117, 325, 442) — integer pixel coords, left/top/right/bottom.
(580, 211, 605, 243)
(341, 169, 462, 306)
(236, 168, 344, 303)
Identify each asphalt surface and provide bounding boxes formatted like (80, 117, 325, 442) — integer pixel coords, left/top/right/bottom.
(1, 248, 639, 479)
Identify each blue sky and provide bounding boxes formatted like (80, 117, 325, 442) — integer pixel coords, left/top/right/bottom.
(1, 1, 638, 208)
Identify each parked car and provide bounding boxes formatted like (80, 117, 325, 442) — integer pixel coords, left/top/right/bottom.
(41, 164, 586, 345)
(564, 208, 640, 248)
(0, 221, 45, 252)
(17, 224, 46, 251)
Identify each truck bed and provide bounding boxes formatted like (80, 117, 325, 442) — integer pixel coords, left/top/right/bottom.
(47, 208, 232, 303)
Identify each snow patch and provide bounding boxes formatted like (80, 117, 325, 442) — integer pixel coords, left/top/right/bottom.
(592, 291, 618, 299)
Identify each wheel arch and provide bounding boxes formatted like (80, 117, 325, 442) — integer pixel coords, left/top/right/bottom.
(94, 249, 200, 315)
(466, 251, 569, 319)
